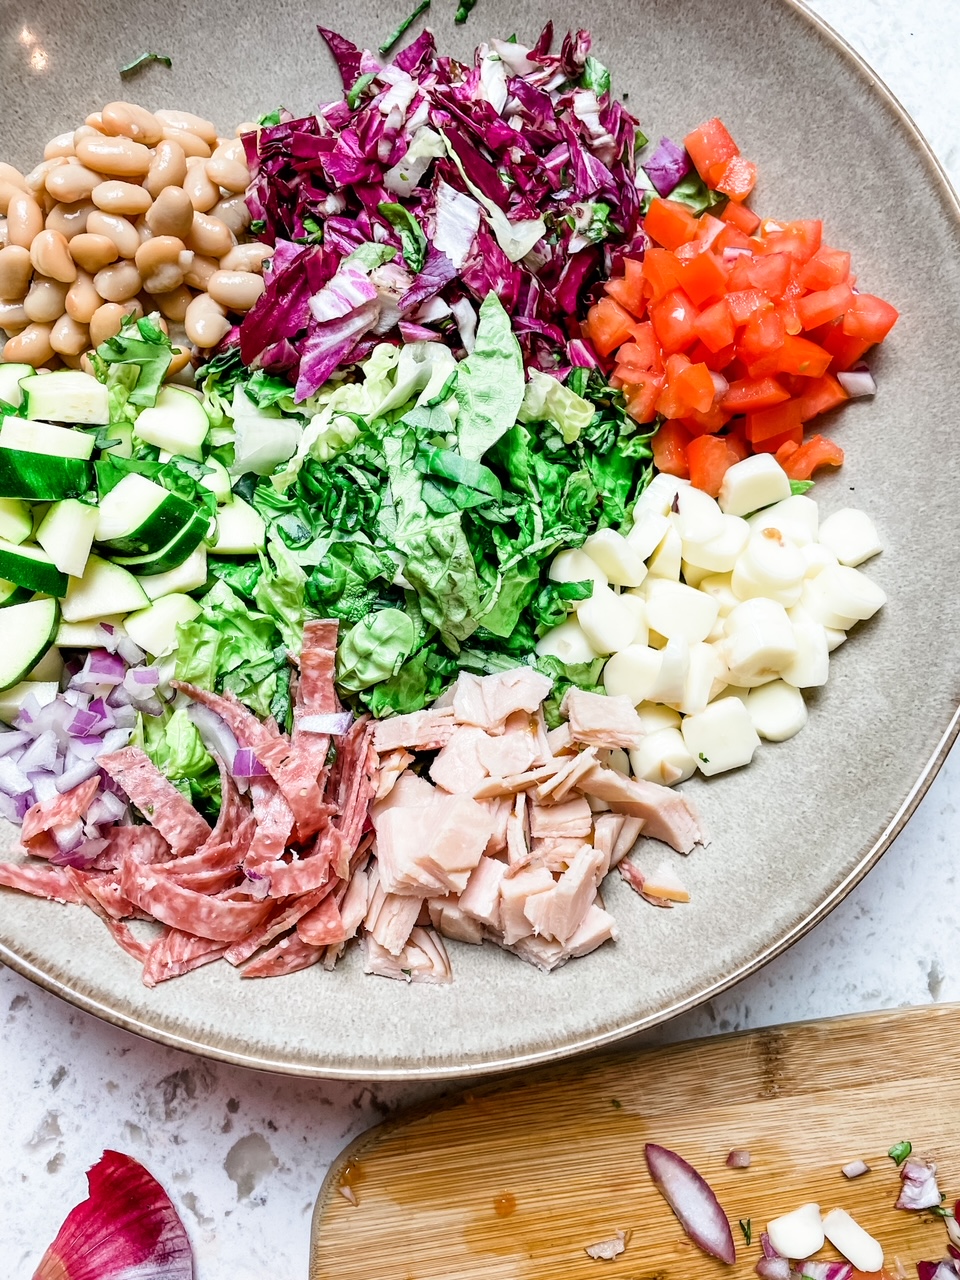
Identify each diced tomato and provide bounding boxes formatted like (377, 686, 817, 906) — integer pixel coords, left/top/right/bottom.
(587, 296, 636, 357)
(651, 420, 691, 479)
(684, 118, 739, 185)
(687, 433, 740, 496)
(798, 246, 851, 290)
(714, 224, 753, 254)
(780, 434, 845, 479)
(759, 219, 822, 263)
(818, 320, 874, 370)
(623, 374, 665, 425)
(695, 213, 727, 249)
(604, 274, 645, 319)
(726, 288, 772, 324)
(618, 321, 661, 372)
(680, 402, 729, 435)
(778, 298, 802, 335)
(674, 361, 717, 414)
(644, 197, 700, 250)
(714, 155, 758, 202)
(796, 282, 854, 330)
(723, 423, 750, 460)
(745, 397, 803, 444)
(721, 375, 790, 412)
(693, 298, 736, 353)
(650, 289, 700, 354)
(752, 423, 804, 454)
(655, 353, 691, 419)
(775, 440, 800, 466)
(676, 250, 728, 307)
(728, 251, 792, 299)
(721, 200, 761, 235)
(739, 309, 786, 361)
(842, 292, 899, 342)
(689, 339, 736, 371)
(642, 248, 685, 302)
(747, 334, 832, 378)
(797, 373, 849, 421)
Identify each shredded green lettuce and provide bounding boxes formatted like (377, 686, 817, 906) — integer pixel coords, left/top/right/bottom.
(455, 293, 525, 460)
(377, 203, 429, 274)
(135, 708, 221, 814)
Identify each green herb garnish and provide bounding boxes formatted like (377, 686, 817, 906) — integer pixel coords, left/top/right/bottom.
(888, 1141, 912, 1166)
(739, 1219, 752, 1246)
(455, 0, 478, 22)
(379, 0, 431, 55)
(119, 51, 172, 77)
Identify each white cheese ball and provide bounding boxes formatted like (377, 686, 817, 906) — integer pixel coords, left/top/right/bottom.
(630, 728, 696, 786)
(818, 508, 882, 566)
(718, 453, 791, 517)
(682, 696, 761, 776)
(535, 617, 598, 666)
(602, 644, 663, 703)
(583, 528, 648, 587)
(746, 680, 808, 741)
(645, 578, 720, 644)
(549, 548, 607, 591)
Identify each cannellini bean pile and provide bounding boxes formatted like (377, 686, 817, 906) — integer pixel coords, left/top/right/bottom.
(0, 101, 270, 371)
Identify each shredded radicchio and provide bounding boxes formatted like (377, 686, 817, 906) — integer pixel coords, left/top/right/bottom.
(240, 23, 649, 398)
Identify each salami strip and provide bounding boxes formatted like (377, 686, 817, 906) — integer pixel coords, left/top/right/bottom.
(174, 682, 330, 839)
(296, 894, 344, 947)
(142, 927, 228, 987)
(240, 931, 324, 978)
(0, 861, 86, 904)
(223, 883, 335, 966)
(98, 748, 212, 854)
(105, 919, 153, 964)
(245, 777, 295, 868)
(21, 777, 100, 845)
(91, 825, 172, 871)
(120, 861, 272, 942)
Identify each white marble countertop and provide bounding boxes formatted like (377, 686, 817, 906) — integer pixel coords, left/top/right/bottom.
(4, 2, 960, 1275)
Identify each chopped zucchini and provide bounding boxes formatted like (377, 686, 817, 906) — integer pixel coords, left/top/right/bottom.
(213, 498, 266, 555)
(0, 578, 31, 607)
(56, 614, 127, 647)
(27, 645, 64, 682)
(0, 539, 68, 596)
(95, 472, 195, 556)
(123, 592, 202, 657)
(61, 555, 149, 622)
(0, 679, 59, 723)
(113, 511, 211, 575)
(36, 499, 99, 578)
(0, 498, 33, 545)
(0, 417, 95, 460)
(134, 386, 209, 461)
(138, 545, 208, 600)
(0, 363, 32, 411)
(20, 370, 110, 425)
(0, 447, 92, 500)
(199, 456, 232, 503)
(0, 597, 60, 691)
(101, 420, 134, 459)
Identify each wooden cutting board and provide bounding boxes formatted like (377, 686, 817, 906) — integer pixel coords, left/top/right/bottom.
(310, 1004, 960, 1279)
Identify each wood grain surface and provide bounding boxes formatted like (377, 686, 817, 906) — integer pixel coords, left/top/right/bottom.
(310, 1003, 960, 1278)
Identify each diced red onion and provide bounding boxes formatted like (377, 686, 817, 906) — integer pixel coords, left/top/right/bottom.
(86, 791, 128, 826)
(187, 704, 240, 769)
(111, 705, 138, 730)
(644, 1143, 736, 1264)
(96, 622, 120, 652)
(101, 727, 135, 754)
(755, 1259, 791, 1280)
(897, 1155, 942, 1211)
(297, 711, 354, 735)
(20, 730, 60, 773)
(798, 1262, 852, 1280)
(726, 1149, 751, 1169)
(106, 684, 132, 708)
(723, 246, 752, 266)
(53, 819, 84, 853)
(841, 1159, 870, 1179)
(836, 368, 876, 398)
(232, 748, 268, 778)
(49, 836, 110, 869)
(0, 730, 30, 757)
(68, 708, 102, 738)
(0, 791, 23, 823)
(131, 667, 160, 686)
(29, 771, 60, 802)
(710, 370, 730, 400)
(57, 759, 100, 794)
(116, 634, 146, 666)
(0, 755, 34, 796)
(760, 1232, 779, 1259)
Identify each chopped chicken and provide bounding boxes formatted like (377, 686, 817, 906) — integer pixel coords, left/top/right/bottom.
(642, 859, 691, 903)
(452, 668, 554, 733)
(499, 864, 555, 945)
(375, 748, 414, 801)
(528, 796, 593, 840)
(577, 764, 703, 853)
(458, 856, 507, 931)
(373, 707, 457, 752)
(427, 898, 484, 945)
(561, 688, 646, 749)
(523, 844, 604, 943)
(362, 927, 452, 983)
(429, 725, 490, 793)
(476, 711, 539, 777)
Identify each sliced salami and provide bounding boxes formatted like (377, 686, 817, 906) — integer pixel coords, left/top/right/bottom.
(98, 748, 212, 854)
(0, 861, 87, 904)
(120, 861, 272, 942)
(21, 777, 100, 845)
(240, 932, 324, 978)
(222, 883, 334, 966)
(142, 927, 228, 987)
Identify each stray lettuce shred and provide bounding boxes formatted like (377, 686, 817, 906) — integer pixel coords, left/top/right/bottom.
(119, 51, 172, 77)
(379, 0, 431, 55)
(135, 708, 221, 815)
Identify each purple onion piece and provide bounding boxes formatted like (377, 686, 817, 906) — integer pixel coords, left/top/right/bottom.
(644, 1143, 736, 1264)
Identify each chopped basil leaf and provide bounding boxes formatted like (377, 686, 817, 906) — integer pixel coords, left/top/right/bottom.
(119, 51, 172, 77)
(455, 0, 478, 22)
(888, 1140, 912, 1166)
(258, 108, 283, 127)
(739, 1219, 752, 1246)
(931, 1205, 954, 1218)
(667, 169, 725, 216)
(249, 219, 267, 235)
(790, 479, 815, 496)
(379, 0, 431, 55)
(698, 752, 709, 763)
